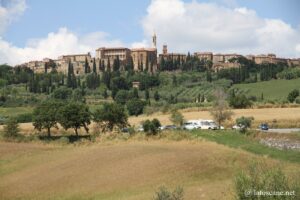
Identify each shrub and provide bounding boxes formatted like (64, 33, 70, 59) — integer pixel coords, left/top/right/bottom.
(235, 116, 254, 133)
(57, 136, 70, 145)
(15, 113, 33, 123)
(142, 118, 161, 135)
(287, 89, 299, 103)
(3, 118, 20, 138)
(170, 110, 184, 126)
(229, 94, 252, 109)
(154, 186, 184, 200)
(126, 99, 146, 116)
(52, 86, 73, 100)
(235, 161, 300, 200)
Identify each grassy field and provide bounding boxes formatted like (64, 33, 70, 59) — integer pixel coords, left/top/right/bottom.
(233, 78, 300, 101)
(0, 132, 299, 200)
(0, 107, 34, 118)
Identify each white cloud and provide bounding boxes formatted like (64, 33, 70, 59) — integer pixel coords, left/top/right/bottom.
(0, 28, 124, 65)
(0, 0, 26, 35)
(131, 39, 149, 48)
(142, 0, 300, 58)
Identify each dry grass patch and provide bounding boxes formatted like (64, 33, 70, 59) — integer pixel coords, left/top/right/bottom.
(1, 140, 296, 200)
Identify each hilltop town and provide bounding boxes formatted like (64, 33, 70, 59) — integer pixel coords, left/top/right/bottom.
(19, 34, 300, 75)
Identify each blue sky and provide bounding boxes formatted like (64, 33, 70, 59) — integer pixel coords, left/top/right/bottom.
(3, 0, 300, 47)
(0, 0, 300, 65)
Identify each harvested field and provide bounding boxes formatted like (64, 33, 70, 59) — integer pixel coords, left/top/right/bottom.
(0, 140, 298, 200)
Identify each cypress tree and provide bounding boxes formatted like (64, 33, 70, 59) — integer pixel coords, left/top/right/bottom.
(93, 58, 97, 74)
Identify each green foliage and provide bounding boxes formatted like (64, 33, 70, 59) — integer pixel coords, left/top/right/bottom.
(278, 67, 300, 80)
(287, 89, 299, 103)
(154, 91, 160, 101)
(236, 116, 254, 133)
(170, 110, 184, 126)
(142, 118, 161, 135)
(72, 88, 85, 102)
(33, 100, 63, 137)
(57, 102, 91, 136)
(93, 103, 128, 132)
(3, 118, 20, 138)
(15, 113, 33, 123)
(229, 93, 252, 109)
(235, 161, 300, 200)
(86, 73, 100, 89)
(126, 99, 146, 116)
(52, 86, 73, 100)
(129, 73, 160, 90)
(115, 90, 129, 104)
(154, 186, 184, 200)
(210, 89, 233, 128)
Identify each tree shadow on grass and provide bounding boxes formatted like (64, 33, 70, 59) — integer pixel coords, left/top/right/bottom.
(38, 135, 91, 143)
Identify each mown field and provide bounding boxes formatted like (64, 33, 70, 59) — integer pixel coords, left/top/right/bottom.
(233, 78, 300, 101)
(1, 131, 299, 200)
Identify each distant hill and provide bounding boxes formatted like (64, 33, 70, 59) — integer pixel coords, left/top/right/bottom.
(233, 78, 300, 101)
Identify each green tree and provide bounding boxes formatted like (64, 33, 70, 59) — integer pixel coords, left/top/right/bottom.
(154, 91, 160, 101)
(113, 56, 120, 72)
(126, 99, 146, 116)
(84, 57, 90, 74)
(142, 118, 161, 135)
(72, 88, 85, 102)
(33, 100, 62, 137)
(145, 89, 150, 100)
(287, 89, 299, 103)
(115, 90, 129, 104)
(133, 88, 139, 99)
(57, 102, 91, 136)
(93, 103, 128, 132)
(3, 118, 20, 138)
(103, 88, 108, 99)
(170, 110, 184, 126)
(92, 58, 97, 73)
(235, 116, 254, 133)
(210, 89, 233, 129)
(52, 87, 73, 100)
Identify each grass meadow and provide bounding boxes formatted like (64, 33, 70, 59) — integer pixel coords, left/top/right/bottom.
(0, 130, 300, 200)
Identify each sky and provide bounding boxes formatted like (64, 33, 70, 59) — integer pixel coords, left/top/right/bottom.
(0, 0, 300, 65)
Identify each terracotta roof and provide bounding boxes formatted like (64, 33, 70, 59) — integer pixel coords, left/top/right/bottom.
(131, 48, 157, 52)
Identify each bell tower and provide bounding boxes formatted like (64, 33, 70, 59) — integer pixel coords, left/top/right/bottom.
(152, 32, 157, 48)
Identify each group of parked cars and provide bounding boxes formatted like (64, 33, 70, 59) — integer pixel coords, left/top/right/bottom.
(232, 123, 269, 131)
(137, 119, 224, 132)
(134, 119, 270, 132)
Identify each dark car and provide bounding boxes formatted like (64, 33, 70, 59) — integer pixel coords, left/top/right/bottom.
(164, 125, 177, 130)
(259, 123, 269, 131)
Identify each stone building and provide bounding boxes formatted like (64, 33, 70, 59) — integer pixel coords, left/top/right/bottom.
(96, 47, 130, 63)
(131, 48, 157, 72)
(194, 52, 213, 62)
(58, 53, 92, 63)
(158, 45, 186, 64)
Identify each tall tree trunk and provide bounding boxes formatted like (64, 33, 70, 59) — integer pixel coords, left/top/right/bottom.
(75, 128, 78, 137)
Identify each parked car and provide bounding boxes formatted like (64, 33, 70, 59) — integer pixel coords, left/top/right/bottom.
(182, 122, 200, 130)
(192, 119, 218, 130)
(232, 124, 245, 130)
(160, 125, 177, 130)
(137, 125, 144, 132)
(259, 123, 269, 131)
